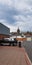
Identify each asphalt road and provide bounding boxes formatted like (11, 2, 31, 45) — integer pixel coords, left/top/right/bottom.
(21, 41, 32, 62)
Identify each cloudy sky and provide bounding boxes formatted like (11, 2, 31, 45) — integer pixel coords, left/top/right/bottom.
(0, 0, 32, 32)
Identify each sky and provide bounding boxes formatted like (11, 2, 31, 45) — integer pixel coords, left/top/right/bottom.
(0, 0, 32, 32)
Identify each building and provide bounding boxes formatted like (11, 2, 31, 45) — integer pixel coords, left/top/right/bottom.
(0, 23, 10, 39)
(10, 28, 21, 36)
(17, 28, 20, 34)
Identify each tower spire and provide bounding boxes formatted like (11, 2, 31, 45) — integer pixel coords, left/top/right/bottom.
(17, 27, 20, 34)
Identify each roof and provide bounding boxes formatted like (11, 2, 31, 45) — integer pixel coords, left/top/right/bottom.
(0, 23, 10, 35)
(0, 23, 9, 29)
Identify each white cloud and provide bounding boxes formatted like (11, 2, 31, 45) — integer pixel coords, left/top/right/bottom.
(0, 0, 14, 8)
(13, 14, 32, 32)
(0, 18, 32, 32)
(0, 20, 17, 32)
(13, 14, 32, 22)
(14, 0, 32, 11)
(0, 0, 32, 10)
(0, 0, 32, 32)
(0, 19, 6, 23)
(15, 0, 28, 10)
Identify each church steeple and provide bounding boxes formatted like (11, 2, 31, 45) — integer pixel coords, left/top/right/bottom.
(17, 27, 20, 34)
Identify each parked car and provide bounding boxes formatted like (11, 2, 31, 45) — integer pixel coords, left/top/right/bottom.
(0, 38, 17, 46)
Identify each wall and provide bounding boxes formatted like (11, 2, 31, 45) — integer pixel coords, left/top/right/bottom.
(0, 34, 10, 39)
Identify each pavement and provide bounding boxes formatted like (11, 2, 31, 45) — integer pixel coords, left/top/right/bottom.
(21, 41, 32, 62)
(0, 46, 32, 65)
